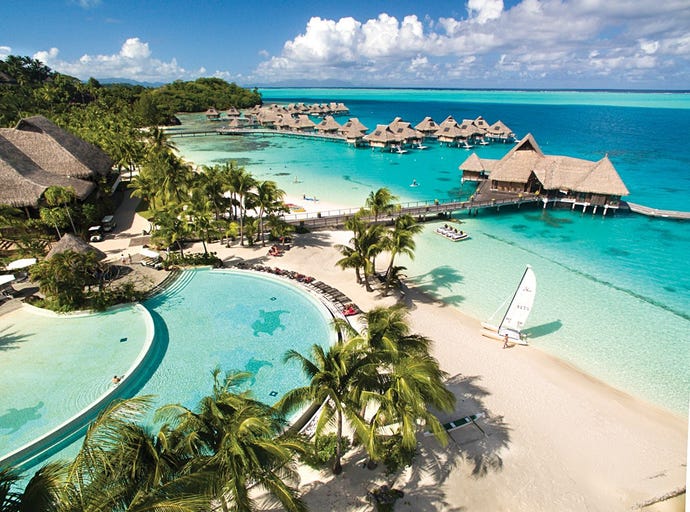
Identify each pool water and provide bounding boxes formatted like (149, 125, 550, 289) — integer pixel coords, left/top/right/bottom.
(0, 268, 337, 471)
(0, 305, 151, 462)
(139, 268, 337, 410)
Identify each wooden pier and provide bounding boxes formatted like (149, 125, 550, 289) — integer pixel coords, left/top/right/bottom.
(625, 202, 690, 220)
(282, 196, 541, 229)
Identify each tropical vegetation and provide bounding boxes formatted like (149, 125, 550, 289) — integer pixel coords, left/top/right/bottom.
(337, 187, 423, 293)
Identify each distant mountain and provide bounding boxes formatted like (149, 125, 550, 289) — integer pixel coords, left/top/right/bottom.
(97, 77, 165, 87)
(253, 78, 355, 88)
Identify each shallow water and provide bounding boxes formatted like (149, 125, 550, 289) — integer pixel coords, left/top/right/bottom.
(173, 89, 690, 415)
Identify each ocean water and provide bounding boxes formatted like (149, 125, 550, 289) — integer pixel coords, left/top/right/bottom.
(173, 89, 690, 415)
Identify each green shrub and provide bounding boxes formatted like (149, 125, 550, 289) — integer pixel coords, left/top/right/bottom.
(300, 433, 351, 469)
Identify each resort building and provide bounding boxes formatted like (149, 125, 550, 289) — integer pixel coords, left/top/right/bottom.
(459, 134, 629, 211)
(339, 118, 369, 146)
(315, 115, 342, 134)
(486, 120, 515, 142)
(436, 116, 466, 146)
(204, 107, 221, 121)
(0, 115, 112, 210)
(387, 117, 423, 147)
(414, 116, 440, 138)
(363, 124, 402, 151)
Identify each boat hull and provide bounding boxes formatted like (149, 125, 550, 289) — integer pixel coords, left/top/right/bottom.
(480, 323, 528, 345)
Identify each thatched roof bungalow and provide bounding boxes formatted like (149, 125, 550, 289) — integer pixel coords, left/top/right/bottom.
(292, 114, 316, 132)
(46, 233, 107, 260)
(16, 116, 112, 176)
(363, 125, 402, 150)
(486, 120, 515, 142)
(436, 116, 465, 145)
(415, 116, 440, 137)
(226, 106, 240, 117)
(460, 134, 629, 206)
(205, 107, 221, 120)
(315, 115, 342, 134)
(387, 117, 422, 145)
(339, 118, 369, 145)
(0, 116, 111, 208)
(457, 153, 493, 182)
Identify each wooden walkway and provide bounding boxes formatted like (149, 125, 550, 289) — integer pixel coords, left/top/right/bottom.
(283, 196, 541, 229)
(625, 202, 690, 220)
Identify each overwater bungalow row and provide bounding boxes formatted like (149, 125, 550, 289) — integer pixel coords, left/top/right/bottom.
(459, 134, 629, 214)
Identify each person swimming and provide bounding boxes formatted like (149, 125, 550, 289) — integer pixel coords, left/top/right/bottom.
(410, 179, 419, 187)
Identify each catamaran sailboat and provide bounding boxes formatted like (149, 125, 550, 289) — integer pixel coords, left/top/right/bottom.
(481, 265, 536, 345)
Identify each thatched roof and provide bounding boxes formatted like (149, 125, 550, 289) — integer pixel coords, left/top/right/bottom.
(474, 133, 628, 196)
(45, 233, 107, 260)
(340, 118, 368, 134)
(363, 125, 401, 144)
(533, 155, 629, 196)
(315, 115, 342, 133)
(487, 120, 514, 137)
(459, 119, 484, 137)
(226, 106, 240, 116)
(292, 114, 316, 131)
(387, 117, 421, 141)
(0, 134, 95, 207)
(473, 116, 490, 132)
(15, 116, 112, 176)
(459, 153, 488, 172)
(415, 116, 439, 134)
(488, 134, 545, 183)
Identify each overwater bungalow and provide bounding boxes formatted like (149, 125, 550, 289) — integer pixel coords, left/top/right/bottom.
(0, 115, 112, 211)
(292, 114, 317, 132)
(436, 116, 465, 146)
(205, 107, 221, 121)
(363, 124, 402, 151)
(486, 120, 515, 142)
(315, 115, 342, 134)
(415, 116, 440, 138)
(226, 106, 240, 117)
(339, 118, 369, 146)
(459, 134, 629, 212)
(473, 116, 490, 133)
(387, 117, 423, 146)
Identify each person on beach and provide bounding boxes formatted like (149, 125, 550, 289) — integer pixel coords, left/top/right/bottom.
(503, 334, 509, 349)
(112, 375, 122, 384)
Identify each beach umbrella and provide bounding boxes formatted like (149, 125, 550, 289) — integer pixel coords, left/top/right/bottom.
(0, 274, 16, 286)
(6, 257, 37, 270)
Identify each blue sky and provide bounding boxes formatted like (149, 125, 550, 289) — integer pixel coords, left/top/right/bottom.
(1, 0, 689, 89)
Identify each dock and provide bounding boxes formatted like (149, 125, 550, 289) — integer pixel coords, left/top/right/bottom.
(625, 202, 690, 220)
(282, 196, 541, 229)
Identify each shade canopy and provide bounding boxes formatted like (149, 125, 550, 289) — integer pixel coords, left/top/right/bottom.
(6, 257, 37, 270)
(0, 274, 16, 286)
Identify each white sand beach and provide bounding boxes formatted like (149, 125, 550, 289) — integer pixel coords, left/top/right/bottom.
(95, 193, 687, 511)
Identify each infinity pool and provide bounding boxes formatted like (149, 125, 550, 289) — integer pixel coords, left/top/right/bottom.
(0, 268, 336, 469)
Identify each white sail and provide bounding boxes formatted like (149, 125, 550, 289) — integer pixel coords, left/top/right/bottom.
(497, 266, 536, 343)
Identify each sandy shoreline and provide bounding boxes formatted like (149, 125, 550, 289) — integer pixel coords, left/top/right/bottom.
(92, 193, 688, 511)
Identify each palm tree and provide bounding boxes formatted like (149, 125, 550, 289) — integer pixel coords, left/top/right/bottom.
(186, 189, 215, 254)
(383, 214, 423, 289)
(277, 335, 369, 475)
(43, 186, 77, 234)
(254, 180, 286, 246)
(151, 205, 189, 257)
(64, 396, 210, 512)
(156, 368, 307, 512)
(0, 462, 65, 512)
(228, 167, 257, 245)
(365, 187, 398, 223)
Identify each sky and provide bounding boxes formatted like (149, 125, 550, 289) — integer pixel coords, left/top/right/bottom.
(1, 0, 689, 90)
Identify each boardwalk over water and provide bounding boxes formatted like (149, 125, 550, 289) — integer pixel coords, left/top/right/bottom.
(625, 202, 690, 220)
(166, 129, 690, 223)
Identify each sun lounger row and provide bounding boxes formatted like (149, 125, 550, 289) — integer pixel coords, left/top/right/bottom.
(233, 261, 360, 316)
(435, 225, 469, 241)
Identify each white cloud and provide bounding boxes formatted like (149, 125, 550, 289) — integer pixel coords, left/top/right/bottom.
(0, 46, 12, 59)
(253, 1, 690, 87)
(29, 37, 233, 82)
(467, 0, 504, 24)
(72, 0, 101, 8)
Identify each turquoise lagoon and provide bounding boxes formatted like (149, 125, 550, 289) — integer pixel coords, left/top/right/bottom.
(173, 88, 690, 415)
